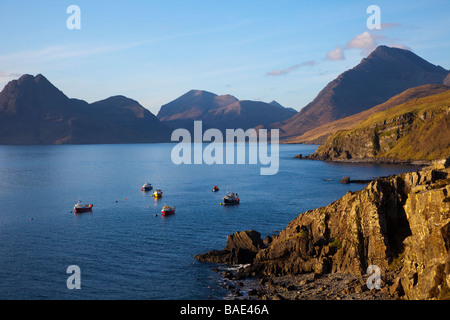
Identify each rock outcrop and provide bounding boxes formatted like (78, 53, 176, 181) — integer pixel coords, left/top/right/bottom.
(197, 164, 450, 300)
(195, 230, 266, 265)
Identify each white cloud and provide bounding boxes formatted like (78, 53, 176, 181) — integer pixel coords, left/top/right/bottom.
(325, 46, 345, 61)
(346, 31, 379, 54)
(326, 28, 410, 62)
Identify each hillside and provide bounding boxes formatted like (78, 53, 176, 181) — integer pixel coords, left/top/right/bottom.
(287, 84, 450, 144)
(303, 88, 450, 162)
(157, 89, 296, 133)
(269, 45, 449, 140)
(198, 165, 450, 300)
(445, 74, 450, 86)
(0, 74, 172, 144)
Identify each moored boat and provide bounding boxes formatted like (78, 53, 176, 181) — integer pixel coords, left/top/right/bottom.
(212, 186, 219, 192)
(161, 205, 175, 216)
(141, 182, 153, 191)
(74, 200, 93, 213)
(222, 188, 239, 205)
(153, 189, 163, 198)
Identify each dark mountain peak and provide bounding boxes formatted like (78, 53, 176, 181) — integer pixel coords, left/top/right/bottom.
(269, 100, 284, 108)
(157, 89, 239, 121)
(367, 45, 400, 57)
(0, 74, 69, 115)
(15, 73, 53, 87)
(91, 95, 150, 119)
(0, 74, 171, 144)
(95, 95, 139, 106)
(184, 89, 217, 99)
(361, 45, 448, 75)
(16, 73, 35, 83)
(4, 73, 67, 98)
(271, 46, 450, 139)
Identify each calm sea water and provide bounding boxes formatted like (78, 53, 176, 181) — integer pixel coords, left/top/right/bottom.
(0, 143, 420, 300)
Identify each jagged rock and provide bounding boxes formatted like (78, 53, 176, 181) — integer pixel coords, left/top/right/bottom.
(398, 181, 450, 299)
(340, 176, 350, 184)
(196, 167, 450, 300)
(242, 167, 450, 300)
(195, 230, 266, 265)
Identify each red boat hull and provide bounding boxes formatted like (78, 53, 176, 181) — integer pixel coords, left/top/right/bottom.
(161, 209, 175, 216)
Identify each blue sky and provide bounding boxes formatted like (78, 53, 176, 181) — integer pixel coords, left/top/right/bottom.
(1, 0, 449, 114)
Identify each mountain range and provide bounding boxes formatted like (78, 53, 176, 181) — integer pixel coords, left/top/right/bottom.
(0, 74, 172, 144)
(0, 45, 449, 147)
(157, 89, 297, 133)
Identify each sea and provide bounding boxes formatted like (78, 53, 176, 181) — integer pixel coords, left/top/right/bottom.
(0, 143, 421, 300)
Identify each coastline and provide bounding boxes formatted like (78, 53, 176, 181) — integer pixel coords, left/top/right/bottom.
(197, 160, 450, 301)
(293, 153, 432, 167)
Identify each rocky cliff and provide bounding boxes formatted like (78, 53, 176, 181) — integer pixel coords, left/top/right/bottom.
(286, 84, 450, 145)
(197, 163, 450, 300)
(303, 89, 450, 163)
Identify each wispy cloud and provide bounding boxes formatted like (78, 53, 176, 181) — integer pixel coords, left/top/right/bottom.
(0, 71, 23, 78)
(380, 22, 402, 29)
(267, 60, 317, 76)
(0, 71, 23, 84)
(0, 41, 145, 65)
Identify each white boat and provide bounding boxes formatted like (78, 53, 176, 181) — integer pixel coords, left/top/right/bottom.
(141, 182, 153, 191)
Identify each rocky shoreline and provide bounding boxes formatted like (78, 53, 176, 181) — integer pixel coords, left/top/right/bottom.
(294, 153, 432, 166)
(196, 160, 450, 300)
(219, 269, 395, 300)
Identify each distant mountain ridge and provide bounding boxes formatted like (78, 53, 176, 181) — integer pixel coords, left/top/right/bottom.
(157, 89, 297, 133)
(269, 45, 450, 140)
(0, 74, 172, 144)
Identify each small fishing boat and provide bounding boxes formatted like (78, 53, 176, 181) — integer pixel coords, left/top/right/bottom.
(161, 205, 175, 216)
(222, 188, 239, 205)
(153, 189, 163, 199)
(212, 186, 219, 192)
(74, 200, 93, 213)
(141, 182, 153, 191)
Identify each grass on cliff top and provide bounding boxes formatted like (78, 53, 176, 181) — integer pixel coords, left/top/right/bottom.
(353, 89, 450, 130)
(318, 89, 450, 161)
(288, 84, 450, 144)
(362, 90, 450, 160)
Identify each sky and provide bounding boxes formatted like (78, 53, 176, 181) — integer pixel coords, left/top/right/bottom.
(1, 0, 450, 115)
